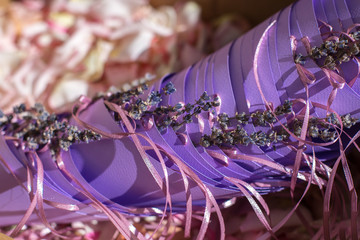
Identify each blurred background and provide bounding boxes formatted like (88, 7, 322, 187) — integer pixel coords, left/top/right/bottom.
(0, 0, 295, 113)
(151, 0, 295, 25)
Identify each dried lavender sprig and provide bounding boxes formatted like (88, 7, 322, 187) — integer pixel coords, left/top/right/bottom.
(102, 81, 177, 122)
(199, 112, 358, 148)
(0, 103, 101, 159)
(199, 125, 289, 148)
(215, 100, 293, 130)
(2, 79, 358, 159)
(103, 82, 358, 149)
(167, 93, 220, 132)
(292, 113, 358, 141)
(294, 30, 360, 69)
(103, 81, 291, 136)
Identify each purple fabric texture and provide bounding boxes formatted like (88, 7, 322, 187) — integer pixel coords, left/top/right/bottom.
(1, 0, 360, 227)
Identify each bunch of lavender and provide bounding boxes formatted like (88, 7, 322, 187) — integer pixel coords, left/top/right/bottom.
(199, 101, 293, 148)
(153, 92, 221, 132)
(199, 105, 358, 149)
(80, 81, 360, 150)
(103, 82, 179, 124)
(294, 30, 360, 69)
(103, 82, 358, 150)
(0, 103, 101, 158)
(1, 80, 358, 159)
(103, 81, 221, 132)
(292, 113, 358, 141)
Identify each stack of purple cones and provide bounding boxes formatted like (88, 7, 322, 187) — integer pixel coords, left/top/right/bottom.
(1, 0, 360, 238)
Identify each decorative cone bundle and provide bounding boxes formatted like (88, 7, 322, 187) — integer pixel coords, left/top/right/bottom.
(1, 0, 360, 239)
